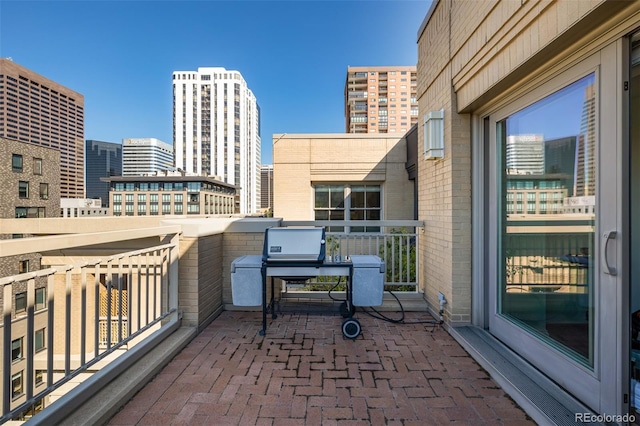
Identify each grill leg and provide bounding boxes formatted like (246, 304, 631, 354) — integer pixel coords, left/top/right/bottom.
(260, 266, 267, 336)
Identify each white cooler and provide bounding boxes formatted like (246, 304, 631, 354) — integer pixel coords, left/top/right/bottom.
(350, 255, 385, 306)
(230, 255, 263, 306)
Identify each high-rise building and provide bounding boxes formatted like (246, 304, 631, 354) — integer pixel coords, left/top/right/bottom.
(172, 67, 261, 214)
(85, 140, 122, 206)
(505, 134, 545, 175)
(0, 58, 85, 198)
(121, 138, 173, 176)
(575, 83, 596, 197)
(260, 165, 273, 211)
(344, 66, 418, 134)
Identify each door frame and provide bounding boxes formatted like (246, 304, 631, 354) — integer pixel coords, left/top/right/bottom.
(473, 40, 627, 414)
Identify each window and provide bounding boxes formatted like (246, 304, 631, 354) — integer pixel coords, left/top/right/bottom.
(33, 158, 42, 175)
(15, 292, 27, 313)
(12, 338, 23, 362)
(35, 288, 46, 311)
(350, 185, 381, 232)
(138, 194, 146, 204)
(35, 328, 45, 352)
(18, 259, 29, 274)
(12, 154, 23, 172)
(18, 181, 29, 198)
(314, 185, 345, 232)
(35, 370, 44, 386)
(12, 372, 23, 399)
(15, 207, 45, 218)
(39, 183, 48, 200)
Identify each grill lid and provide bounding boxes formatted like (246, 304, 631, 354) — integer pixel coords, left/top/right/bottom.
(262, 226, 326, 263)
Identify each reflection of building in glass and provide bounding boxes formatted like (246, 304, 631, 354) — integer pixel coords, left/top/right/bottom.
(544, 136, 577, 197)
(575, 83, 596, 196)
(505, 174, 569, 215)
(506, 134, 544, 175)
(563, 195, 595, 214)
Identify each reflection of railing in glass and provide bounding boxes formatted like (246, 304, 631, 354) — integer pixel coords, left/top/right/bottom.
(498, 72, 596, 365)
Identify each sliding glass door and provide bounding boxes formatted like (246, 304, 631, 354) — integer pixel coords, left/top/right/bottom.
(487, 43, 623, 413)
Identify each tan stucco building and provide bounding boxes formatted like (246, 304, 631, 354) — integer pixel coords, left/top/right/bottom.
(417, 0, 640, 421)
(272, 133, 414, 225)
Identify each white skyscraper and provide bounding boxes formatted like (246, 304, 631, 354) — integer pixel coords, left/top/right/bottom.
(172, 67, 261, 214)
(505, 134, 545, 175)
(122, 138, 174, 176)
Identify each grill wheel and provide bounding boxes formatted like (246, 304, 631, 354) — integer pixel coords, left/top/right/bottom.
(342, 318, 361, 339)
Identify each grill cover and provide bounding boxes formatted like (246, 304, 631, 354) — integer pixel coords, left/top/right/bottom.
(262, 226, 326, 263)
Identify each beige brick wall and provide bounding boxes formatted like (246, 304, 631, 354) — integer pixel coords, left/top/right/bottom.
(178, 234, 225, 328)
(273, 133, 414, 221)
(196, 234, 223, 325)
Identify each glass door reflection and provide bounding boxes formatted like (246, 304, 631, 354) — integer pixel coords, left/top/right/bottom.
(497, 73, 596, 367)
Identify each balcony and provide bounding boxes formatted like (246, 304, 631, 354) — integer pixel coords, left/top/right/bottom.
(0, 217, 537, 425)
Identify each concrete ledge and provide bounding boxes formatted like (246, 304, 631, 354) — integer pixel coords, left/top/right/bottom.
(61, 326, 197, 426)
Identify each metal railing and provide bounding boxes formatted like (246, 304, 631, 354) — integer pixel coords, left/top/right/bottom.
(0, 226, 180, 424)
(281, 220, 422, 291)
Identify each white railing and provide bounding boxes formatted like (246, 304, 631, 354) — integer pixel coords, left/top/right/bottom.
(282, 221, 422, 291)
(0, 226, 180, 424)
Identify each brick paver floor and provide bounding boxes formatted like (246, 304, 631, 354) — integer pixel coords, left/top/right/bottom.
(108, 311, 535, 425)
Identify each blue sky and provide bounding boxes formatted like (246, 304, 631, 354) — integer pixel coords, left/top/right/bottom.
(0, 0, 430, 164)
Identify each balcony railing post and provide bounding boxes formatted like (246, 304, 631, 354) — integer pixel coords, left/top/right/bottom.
(3, 283, 13, 415)
(168, 233, 180, 321)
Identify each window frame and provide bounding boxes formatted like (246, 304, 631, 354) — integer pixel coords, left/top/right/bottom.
(39, 183, 49, 200)
(12, 154, 23, 172)
(15, 292, 27, 314)
(18, 259, 29, 274)
(35, 328, 45, 352)
(33, 157, 42, 175)
(12, 337, 23, 362)
(11, 371, 23, 399)
(35, 287, 46, 311)
(313, 183, 382, 233)
(18, 181, 29, 199)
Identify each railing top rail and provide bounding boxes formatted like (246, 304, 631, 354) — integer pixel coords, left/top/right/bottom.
(0, 242, 176, 287)
(0, 226, 182, 258)
(281, 220, 424, 228)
